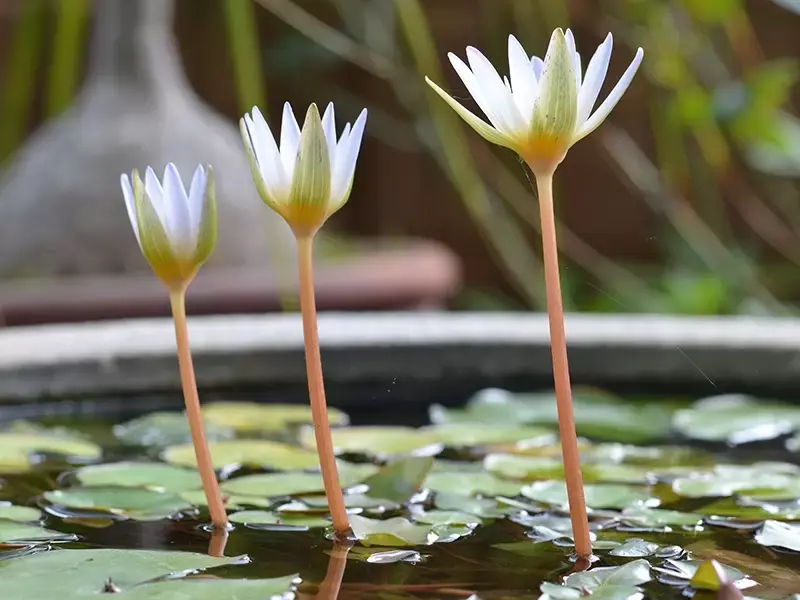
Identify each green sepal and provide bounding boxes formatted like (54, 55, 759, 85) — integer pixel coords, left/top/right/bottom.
(192, 166, 217, 268)
(530, 28, 578, 147)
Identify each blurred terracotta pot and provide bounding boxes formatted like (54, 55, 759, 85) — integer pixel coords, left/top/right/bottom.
(0, 239, 461, 326)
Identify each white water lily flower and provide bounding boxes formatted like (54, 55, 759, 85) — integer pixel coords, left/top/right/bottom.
(120, 163, 217, 287)
(425, 28, 643, 172)
(240, 102, 368, 237)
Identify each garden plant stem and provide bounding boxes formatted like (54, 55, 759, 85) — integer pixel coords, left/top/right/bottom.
(296, 235, 350, 536)
(534, 170, 592, 558)
(169, 290, 228, 531)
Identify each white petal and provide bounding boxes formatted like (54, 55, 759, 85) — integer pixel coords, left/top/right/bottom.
(187, 165, 208, 240)
(144, 167, 168, 228)
(576, 47, 643, 143)
(564, 29, 582, 90)
(162, 163, 194, 254)
(320, 102, 338, 167)
(507, 35, 538, 119)
(466, 46, 526, 135)
(425, 76, 516, 151)
(247, 108, 288, 201)
(279, 103, 301, 181)
(576, 33, 613, 126)
(120, 174, 141, 245)
(331, 109, 367, 206)
(449, 53, 511, 135)
(337, 123, 352, 154)
(531, 56, 544, 81)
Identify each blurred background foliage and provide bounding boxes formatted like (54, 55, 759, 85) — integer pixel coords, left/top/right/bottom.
(0, 0, 799, 315)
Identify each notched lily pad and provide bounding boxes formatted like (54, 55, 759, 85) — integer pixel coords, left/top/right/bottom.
(43, 486, 191, 521)
(163, 439, 320, 470)
(653, 559, 749, 587)
(349, 514, 437, 547)
(202, 401, 348, 432)
(74, 462, 202, 492)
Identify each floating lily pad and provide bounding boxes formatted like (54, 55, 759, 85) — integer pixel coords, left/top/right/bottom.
(672, 394, 800, 444)
(424, 472, 522, 497)
(672, 463, 800, 498)
(0, 548, 247, 599)
(113, 412, 235, 448)
(652, 559, 747, 585)
(221, 472, 327, 498)
(361, 456, 434, 503)
(75, 462, 202, 493)
(434, 492, 510, 518)
(412, 509, 483, 526)
(755, 520, 800, 551)
(298, 426, 442, 457)
(698, 497, 800, 521)
(0, 505, 40, 523)
(202, 402, 348, 432)
(521, 481, 654, 510)
(621, 506, 703, 527)
(431, 388, 675, 444)
(418, 423, 555, 448)
(0, 433, 101, 473)
(118, 576, 297, 600)
(179, 490, 272, 510)
(43, 486, 191, 521)
(608, 538, 659, 557)
(163, 439, 320, 470)
(564, 558, 652, 588)
(228, 510, 330, 528)
(0, 519, 72, 543)
(483, 454, 564, 480)
(285, 494, 400, 513)
(349, 514, 437, 547)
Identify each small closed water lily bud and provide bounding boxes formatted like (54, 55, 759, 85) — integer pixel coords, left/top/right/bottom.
(426, 28, 643, 173)
(240, 102, 367, 237)
(120, 163, 217, 290)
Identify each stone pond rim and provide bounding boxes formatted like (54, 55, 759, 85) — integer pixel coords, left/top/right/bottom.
(0, 312, 798, 408)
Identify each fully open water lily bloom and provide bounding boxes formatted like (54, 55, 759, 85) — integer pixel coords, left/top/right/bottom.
(425, 28, 643, 172)
(240, 102, 368, 237)
(120, 163, 216, 288)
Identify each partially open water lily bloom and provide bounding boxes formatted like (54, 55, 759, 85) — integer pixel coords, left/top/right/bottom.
(425, 28, 643, 172)
(120, 164, 216, 289)
(240, 102, 367, 237)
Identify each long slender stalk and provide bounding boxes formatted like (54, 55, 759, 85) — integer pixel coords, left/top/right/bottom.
(168, 291, 228, 531)
(295, 235, 349, 535)
(208, 526, 229, 558)
(534, 171, 591, 559)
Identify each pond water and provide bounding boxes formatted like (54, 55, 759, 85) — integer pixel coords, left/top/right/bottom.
(0, 387, 799, 599)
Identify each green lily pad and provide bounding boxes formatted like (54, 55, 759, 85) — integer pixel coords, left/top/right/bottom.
(202, 401, 349, 432)
(298, 426, 442, 458)
(0, 505, 41, 522)
(412, 509, 483, 526)
(0, 548, 243, 599)
(424, 472, 522, 497)
(608, 538, 659, 557)
(43, 486, 191, 520)
(118, 576, 297, 600)
(755, 520, 800, 551)
(221, 472, 327, 498)
(163, 439, 320, 470)
(419, 423, 555, 448)
(361, 456, 434, 503)
(521, 481, 654, 510)
(228, 510, 330, 528)
(564, 558, 652, 588)
(113, 412, 235, 448)
(672, 463, 800, 498)
(621, 506, 703, 527)
(585, 443, 715, 468)
(0, 433, 101, 473)
(432, 388, 674, 444)
(179, 490, 272, 510)
(483, 454, 564, 480)
(284, 494, 400, 513)
(75, 462, 202, 492)
(0, 519, 72, 543)
(698, 497, 800, 521)
(652, 559, 747, 585)
(349, 514, 437, 547)
(672, 394, 800, 444)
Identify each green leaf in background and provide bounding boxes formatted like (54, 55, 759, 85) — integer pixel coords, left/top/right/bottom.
(221, 472, 328, 498)
(74, 462, 202, 493)
(424, 471, 522, 497)
(179, 490, 272, 510)
(361, 456, 434, 503)
(114, 412, 235, 448)
(412, 509, 483, 527)
(0, 519, 73, 544)
(0, 433, 101, 473)
(298, 425, 442, 457)
(680, 0, 740, 24)
(0, 505, 41, 523)
(349, 514, 437, 547)
(671, 463, 800, 498)
(163, 439, 320, 470)
(483, 454, 565, 480)
(608, 538, 660, 558)
(419, 423, 555, 448)
(45, 0, 90, 117)
(202, 402, 348, 433)
(620, 506, 704, 528)
(755, 520, 800, 552)
(521, 481, 655, 510)
(672, 394, 800, 444)
(43, 486, 191, 521)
